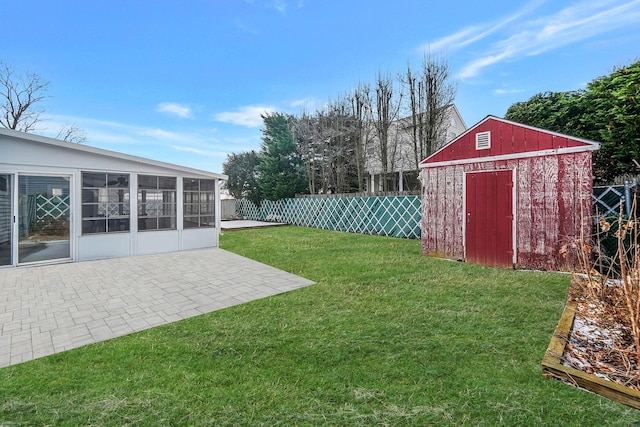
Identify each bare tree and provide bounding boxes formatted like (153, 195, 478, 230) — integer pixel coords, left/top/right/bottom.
(291, 57, 453, 194)
(0, 62, 49, 132)
(292, 111, 320, 194)
(56, 123, 87, 144)
(371, 72, 402, 192)
(294, 96, 363, 194)
(315, 99, 350, 193)
(399, 53, 456, 170)
(350, 83, 372, 192)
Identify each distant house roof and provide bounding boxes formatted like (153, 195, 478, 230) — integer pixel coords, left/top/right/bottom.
(365, 104, 468, 176)
(419, 115, 600, 169)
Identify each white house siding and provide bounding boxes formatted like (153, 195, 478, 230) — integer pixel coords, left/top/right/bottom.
(136, 230, 180, 256)
(366, 105, 467, 192)
(182, 228, 218, 251)
(77, 233, 131, 261)
(0, 129, 226, 267)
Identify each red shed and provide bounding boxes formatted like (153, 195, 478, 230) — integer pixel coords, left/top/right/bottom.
(419, 116, 599, 270)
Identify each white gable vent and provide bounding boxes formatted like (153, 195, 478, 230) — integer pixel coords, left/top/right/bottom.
(476, 131, 491, 150)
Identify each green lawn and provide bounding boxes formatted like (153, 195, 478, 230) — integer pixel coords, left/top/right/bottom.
(1, 226, 638, 425)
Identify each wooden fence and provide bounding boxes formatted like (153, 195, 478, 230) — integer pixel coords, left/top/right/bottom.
(221, 199, 237, 220)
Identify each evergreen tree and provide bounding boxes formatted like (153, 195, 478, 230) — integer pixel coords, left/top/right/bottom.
(582, 61, 640, 183)
(222, 150, 262, 205)
(258, 113, 308, 200)
(505, 60, 640, 183)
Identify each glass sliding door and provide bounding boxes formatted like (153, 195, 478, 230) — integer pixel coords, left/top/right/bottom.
(18, 175, 71, 264)
(0, 174, 11, 266)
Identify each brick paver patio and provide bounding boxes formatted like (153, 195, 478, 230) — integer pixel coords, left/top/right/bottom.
(0, 248, 314, 368)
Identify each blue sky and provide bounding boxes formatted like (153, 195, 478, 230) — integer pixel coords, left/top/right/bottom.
(4, 0, 639, 174)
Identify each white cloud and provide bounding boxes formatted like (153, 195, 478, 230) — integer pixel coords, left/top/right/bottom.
(268, 0, 287, 13)
(423, 0, 546, 53)
(156, 102, 193, 119)
(214, 105, 277, 127)
(457, 36, 521, 79)
(39, 114, 218, 148)
(426, 0, 640, 80)
(36, 114, 231, 172)
(529, 0, 640, 55)
(136, 128, 197, 144)
(38, 114, 140, 145)
(171, 145, 226, 157)
(424, 26, 485, 53)
(494, 88, 527, 95)
(235, 20, 261, 35)
(245, 0, 291, 13)
(289, 97, 323, 112)
(245, 0, 305, 13)
(290, 98, 310, 107)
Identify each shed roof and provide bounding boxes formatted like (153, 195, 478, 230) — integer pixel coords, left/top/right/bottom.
(0, 127, 227, 180)
(419, 115, 600, 169)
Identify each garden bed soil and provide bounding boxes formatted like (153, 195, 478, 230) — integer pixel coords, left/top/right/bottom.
(542, 279, 640, 409)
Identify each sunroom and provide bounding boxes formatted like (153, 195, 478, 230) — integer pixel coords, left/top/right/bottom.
(0, 128, 227, 267)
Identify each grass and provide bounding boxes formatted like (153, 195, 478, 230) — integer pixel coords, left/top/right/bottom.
(1, 226, 639, 425)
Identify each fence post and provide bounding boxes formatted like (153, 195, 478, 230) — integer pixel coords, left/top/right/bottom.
(625, 181, 632, 217)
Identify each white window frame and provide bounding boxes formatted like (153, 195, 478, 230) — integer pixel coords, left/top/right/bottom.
(81, 172, 131, 234)
(138, 175, 177, 231)
(183, 178, 216, 229)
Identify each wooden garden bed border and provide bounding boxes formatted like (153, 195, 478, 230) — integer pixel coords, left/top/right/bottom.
(542, 300, 640, 410)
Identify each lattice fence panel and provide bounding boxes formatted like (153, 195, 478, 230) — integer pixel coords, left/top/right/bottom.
(593, 185, 627, 219)
(236, 184, 633, 240)
(36, 195, 70, 220)
(236, 195, 422, 239)
(236, 199, 262, 220)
